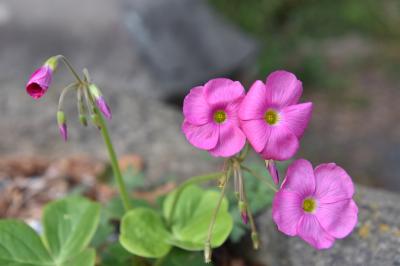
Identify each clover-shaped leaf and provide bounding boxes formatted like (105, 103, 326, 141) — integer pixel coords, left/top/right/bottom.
(0, 196, 99, 266)
(163, 185, 233, 250)
(119, 208, 172, 258)
(120, 185, 233, 258)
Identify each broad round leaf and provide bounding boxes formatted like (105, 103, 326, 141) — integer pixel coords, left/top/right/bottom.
(60, 248, 95, 266)
(163, 185, 233, 250)
(119, 208, 172, 258)
(0, 220, 53, 266)
(42, 196, 100, 261)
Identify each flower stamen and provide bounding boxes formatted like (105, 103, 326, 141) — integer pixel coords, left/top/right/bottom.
(264, 109, 279, 125)
(213, 110, 227, 123)
(302, 198, 316, 213)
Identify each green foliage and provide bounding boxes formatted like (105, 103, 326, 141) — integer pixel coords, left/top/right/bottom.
(120, 208, 172, 258)
(0, 196, 99, 266)
(101, 242, 132, 266)
(119, 185, 233, 258)
(42, 196, 100, 260)
(161, 248, 211, 266)
(164, 185, 233, 250)
(209, 0, 400, 90)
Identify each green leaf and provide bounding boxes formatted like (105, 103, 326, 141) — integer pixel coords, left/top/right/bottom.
(0, 220, 53, 266)
(163, 185, 233, 250)
(119, 208, 172, 258)
(101, 242, 132, 266)
(60, 249, 95, 266)
(42, 196, 100, 262)
(161, 248, 211, 266)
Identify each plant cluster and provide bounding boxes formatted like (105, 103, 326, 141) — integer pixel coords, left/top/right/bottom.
(0, 56, 358, 265)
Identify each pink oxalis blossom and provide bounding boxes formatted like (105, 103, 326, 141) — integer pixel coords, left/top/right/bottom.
(26, 56, 58, 99)
(239, 70, 313, 161)
(272, 159, 358, 249)
(182, 78, 246, 157)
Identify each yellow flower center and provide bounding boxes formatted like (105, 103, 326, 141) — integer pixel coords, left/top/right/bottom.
(264, 109, 279, 125)
(302, 198, 316, 213)
(213, 110, 227, 123)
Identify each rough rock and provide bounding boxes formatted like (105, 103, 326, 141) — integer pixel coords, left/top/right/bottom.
(251, 185, 400, 266)
(122, 0, 257, 97)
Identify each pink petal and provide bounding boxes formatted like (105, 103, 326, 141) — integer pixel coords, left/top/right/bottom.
(203, 78, 245, 107)
(240, 119, 270, 153)
(260, 126, 299, 161)
(316, 199, 358, 239)
(224, 99, 242, 127)
(297, 214, 335, 249)
(281, 159, 315, 196)
(281, 102, 313, 138)
(314, 163, 355, 203)
(265, 70, 302, 107)
(26, 66, 52, 99)
(182, 120, 219, 150)
(209, 122, 246, 157)
(272, 190, 304, 236)
(183, 86, 211, 125)
(238, 80, 268, 120)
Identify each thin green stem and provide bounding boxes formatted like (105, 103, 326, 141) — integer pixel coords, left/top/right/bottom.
(242, 187, 260, 250)
(95, 107, 131, 211)
(241, 165, 278, 192)
(56, 55, 83, 83)
(167, 172, 223, 225)
(204, 167, 231, 263)
(58, 83, 78, 111)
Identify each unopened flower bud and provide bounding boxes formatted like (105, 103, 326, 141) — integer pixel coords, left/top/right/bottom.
(204, 241, 212, 263)
(57, 111, 67, 141)
(91, 113, 102, 130)
(239, 200, 248, 224)
(251, 232, 260, 250)
(88, 84, 112, 120)
(266, 160, 279, 185)
(26, 56, 58, 99)
(79, 114, 88, 127)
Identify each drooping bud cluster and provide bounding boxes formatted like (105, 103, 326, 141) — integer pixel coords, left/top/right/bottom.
(25, 56, 113, 141)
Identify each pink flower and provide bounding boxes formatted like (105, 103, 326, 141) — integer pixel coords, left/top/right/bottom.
(26, 56, 58, 99)
(26, 66, 53, 99)
(272, 159, 358, 249)
(238, 70, 313, 161)
(182, 78, 246, 157)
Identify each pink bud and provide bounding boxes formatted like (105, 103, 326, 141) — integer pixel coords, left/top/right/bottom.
(96, 96, 112, 120)
(241, 210, 248, 225)
(26, 66, 53, 99)
(266, 160, 279, 185)
(59, 123, 68, 141)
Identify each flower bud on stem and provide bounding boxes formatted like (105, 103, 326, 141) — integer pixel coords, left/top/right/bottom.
(57, 110, 67, 141)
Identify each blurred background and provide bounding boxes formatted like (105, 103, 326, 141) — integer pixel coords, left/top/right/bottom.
(0, 0, 399, 264)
